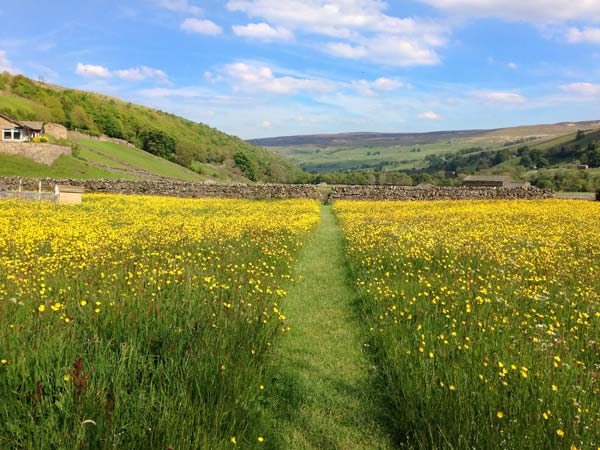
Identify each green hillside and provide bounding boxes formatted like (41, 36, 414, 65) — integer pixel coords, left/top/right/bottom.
(420, 128, 600, 191)
(0, 73, 303, 183)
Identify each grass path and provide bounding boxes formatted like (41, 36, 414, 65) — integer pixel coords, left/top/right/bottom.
(265, 205, 394, 450)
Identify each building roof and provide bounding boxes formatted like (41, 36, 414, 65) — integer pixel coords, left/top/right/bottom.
(18, 121, 44, 131)
(0, 113, 21, 127)
(463, 175, 513, 182)
(0, 113, 43, 131)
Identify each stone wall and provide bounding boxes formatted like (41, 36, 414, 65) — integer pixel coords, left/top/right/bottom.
(0, 177, 323, 200)
(0, 143, 72, 165)
(44, 123, 68, 140)
(0, 177, 554, 201)
(67, 131, 136, 148)
(328, 184, 554, 201)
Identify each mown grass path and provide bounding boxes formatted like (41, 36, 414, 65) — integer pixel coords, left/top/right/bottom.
(265, 205, 393, 450)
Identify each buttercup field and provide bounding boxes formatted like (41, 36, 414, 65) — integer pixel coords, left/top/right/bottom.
(2, 0, 600, 448)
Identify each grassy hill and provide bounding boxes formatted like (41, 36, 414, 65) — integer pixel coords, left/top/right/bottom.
(255, 121, 600, 173)
(0, 73, 303, 183)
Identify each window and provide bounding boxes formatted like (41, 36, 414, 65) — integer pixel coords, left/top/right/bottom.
(2, 128, 23, 141)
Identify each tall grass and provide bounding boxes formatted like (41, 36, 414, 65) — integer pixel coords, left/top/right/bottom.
(335, 199, 600, 450)
(0, 195, 320, 449)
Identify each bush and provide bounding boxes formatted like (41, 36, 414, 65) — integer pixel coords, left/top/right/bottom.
(31, 136, 41, 143)
(40, 136, 49, 143)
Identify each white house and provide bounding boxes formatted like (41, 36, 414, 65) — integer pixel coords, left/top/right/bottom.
(0, 113, 43, 142)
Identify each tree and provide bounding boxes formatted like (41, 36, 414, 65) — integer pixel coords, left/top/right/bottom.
(233, 151, 257, 181)
(576, 129, 586, 140)
(139, 129, 176, 158)
(520, 155, 533, 168)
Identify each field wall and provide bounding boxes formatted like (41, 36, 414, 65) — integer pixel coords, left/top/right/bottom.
(328, 184, 554, 201)
(0, 143, 71, 165)
(67, 131, 137, 148)
(0, 177, 555, 201)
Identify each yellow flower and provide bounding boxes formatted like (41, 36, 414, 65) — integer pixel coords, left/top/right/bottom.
(496, 411, 504, 419)
(1, 359, 7, 365)
(63, 374, 71, 382)
(449, 385, 456, 391)
(257, 436, 264, 443)
(38, 305, 45, 312)
(230, 437, 237, 445)
(556, 429, 565, 438)
(80, 300, 87, 306)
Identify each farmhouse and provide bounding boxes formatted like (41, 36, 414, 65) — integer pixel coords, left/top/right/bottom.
(0, 113, 43, 142)
(463, 175, 530, 188)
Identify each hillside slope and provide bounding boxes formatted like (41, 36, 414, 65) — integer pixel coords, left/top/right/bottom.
(0, 73, 303, 183)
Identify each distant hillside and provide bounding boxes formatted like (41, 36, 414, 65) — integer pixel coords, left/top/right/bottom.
(248, 129, 490, 148)
(0, 73, 303, 183)
(254, 120, 600, 173)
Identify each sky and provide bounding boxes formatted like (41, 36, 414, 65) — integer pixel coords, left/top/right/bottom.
(1, 0, 599, 139)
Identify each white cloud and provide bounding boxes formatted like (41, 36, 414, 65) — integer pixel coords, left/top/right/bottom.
(261, 120, 272, 128)
(507, 62, 518, 69)
(567, 27, 600, 45)
(76, 63, 170, 83)
(560, 82, 600, 96)
(0, 50, 18, 74)
(76, 63, 112, 78)
(226, 0, 448, 67)
(325, 42, 368, 59)
(114, 66, 170, 83)
(233, 23, 293, 41)
(181, 18, 223, 35)
(222, 62, 335, 94)
(418, 111, 441, 120)
(352, 77, 403, 95)
(418, 0, 600, 22)
(476, 91, 526, 103)
(373, 77, 403, 90)
(157, 0, 202, 15)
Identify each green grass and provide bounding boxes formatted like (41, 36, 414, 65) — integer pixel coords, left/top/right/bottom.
(75, 139, 204, 181)
(263, 205, 394, 450)
(0, 153, 131, 179)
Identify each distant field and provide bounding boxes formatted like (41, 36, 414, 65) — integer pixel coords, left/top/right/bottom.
(271, 139, 502, 172)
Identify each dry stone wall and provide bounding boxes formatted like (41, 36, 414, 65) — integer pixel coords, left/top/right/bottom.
(67, 131, 136, 148)
(0, 177, 554, 201)
(328, 184, 554, 201)
(0, 143, 71, 165)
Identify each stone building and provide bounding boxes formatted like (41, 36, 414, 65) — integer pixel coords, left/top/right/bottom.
(463, 175, 530, 188)
(0, 113, 43, 141)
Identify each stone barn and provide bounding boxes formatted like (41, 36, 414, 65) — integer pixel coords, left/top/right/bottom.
(463, 175, 530, 188)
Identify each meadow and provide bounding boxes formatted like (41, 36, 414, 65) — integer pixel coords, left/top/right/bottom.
(335, 199, 600, 450)
(2, 194, 600, 450)
(0, 195, 320, 449)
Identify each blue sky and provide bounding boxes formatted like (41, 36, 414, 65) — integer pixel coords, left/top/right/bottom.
(1, 0, 599, 139)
